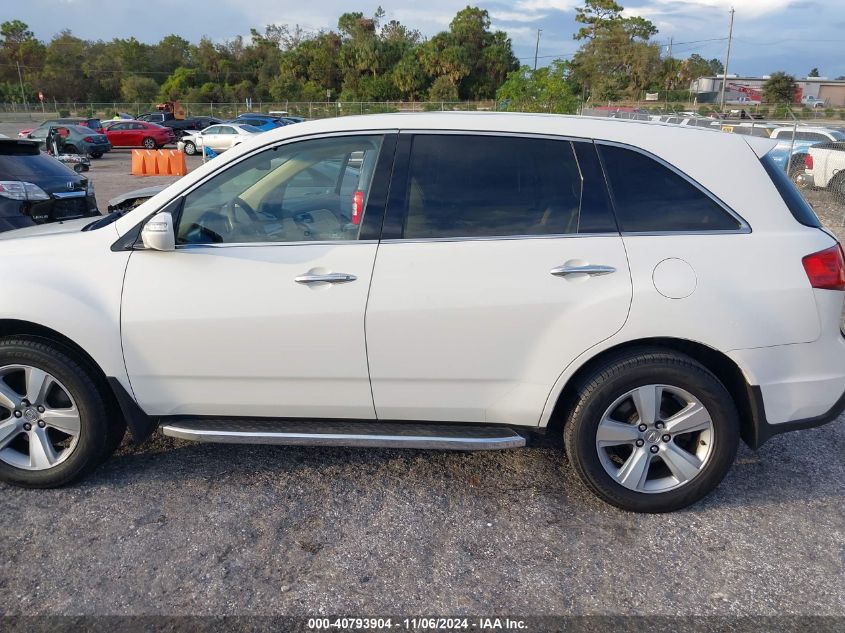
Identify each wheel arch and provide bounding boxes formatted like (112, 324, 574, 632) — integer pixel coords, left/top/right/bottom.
(545, 337, 763, 448)
(0, 319, 148, 440)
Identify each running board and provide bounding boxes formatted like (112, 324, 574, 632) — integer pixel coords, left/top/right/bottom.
(160, 419, 526, 451)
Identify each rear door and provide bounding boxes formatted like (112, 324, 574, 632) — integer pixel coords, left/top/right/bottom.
(365, 133, 633, 426)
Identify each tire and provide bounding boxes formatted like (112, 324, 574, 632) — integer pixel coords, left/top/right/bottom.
(64, 144, 79, 154)
(0, 337, 112, 488)
(89, 152, 103, 159)
(563, 348, 739, 513)
(183, 141, 196, 156)
(142, 137, 156, 150)
(73, 164, 84, 173)
(830, 173, 845, 201)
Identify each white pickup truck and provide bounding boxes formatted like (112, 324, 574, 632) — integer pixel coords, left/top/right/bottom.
(804, 142, 845, 197)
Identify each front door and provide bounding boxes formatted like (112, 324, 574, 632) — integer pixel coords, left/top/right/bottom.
(121, 133, 393, 418)
(365, 133, 633, 426)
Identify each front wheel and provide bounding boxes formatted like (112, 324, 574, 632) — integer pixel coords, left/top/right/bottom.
(142, 137, 156, 150)
(0, 337, 113, 488)
(563, 349, 739, 513)
(183, 141, 196, 155)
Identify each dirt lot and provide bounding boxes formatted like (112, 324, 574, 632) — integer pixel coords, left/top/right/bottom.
(0, 122, 844, 622)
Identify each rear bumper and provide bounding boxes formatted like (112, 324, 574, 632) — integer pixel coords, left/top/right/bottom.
(729, 290, 845, 447)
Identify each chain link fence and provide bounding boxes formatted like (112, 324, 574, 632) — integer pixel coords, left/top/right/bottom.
(0, 101, 497, 121)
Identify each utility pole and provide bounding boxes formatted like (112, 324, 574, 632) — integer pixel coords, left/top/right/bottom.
(718, 7, 735, 114)
(16, 61, 28, 112)
(665, 37, 673, 111)
(533, 28, 543, 71)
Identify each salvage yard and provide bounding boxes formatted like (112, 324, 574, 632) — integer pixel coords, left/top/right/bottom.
(0, 118, 844, 619)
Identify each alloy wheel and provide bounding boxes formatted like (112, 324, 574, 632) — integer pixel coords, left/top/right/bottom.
(595, 384, 714, 494)
(0, 365, 81, 470)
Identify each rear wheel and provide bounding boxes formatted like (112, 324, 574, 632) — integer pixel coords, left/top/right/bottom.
(563, 349, 739, 513)
(89, 152, 103, 159)
(0, 337, 112, 488)
(183, 141, 196, 155)
(142, 137, 156, 150)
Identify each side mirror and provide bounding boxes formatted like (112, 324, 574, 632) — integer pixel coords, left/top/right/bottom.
(141, 211, 176, 251)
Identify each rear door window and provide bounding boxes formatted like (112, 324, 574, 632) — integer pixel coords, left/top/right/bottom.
(598, 144, 742, 232)
(393, 134, 616, 239)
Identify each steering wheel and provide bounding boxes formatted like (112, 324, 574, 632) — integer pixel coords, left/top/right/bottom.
(224, 196, 266, 240)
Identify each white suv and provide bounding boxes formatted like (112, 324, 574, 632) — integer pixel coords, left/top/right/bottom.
(1, 113, 843, 513)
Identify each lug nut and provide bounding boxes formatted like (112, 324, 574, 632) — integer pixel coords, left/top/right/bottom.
(662, 434, 671, 442)
(13, 410, 22, 418)
(650, 445, 659, 454)
(23, 422, 32, 431)
(37, 405, 45, 413)
(635, 439, 645, 447)
(655, 421, 665, 429)
(20, 401, 28, 408)
(37, 420, 46, 428)
(638, 424, 648, 432)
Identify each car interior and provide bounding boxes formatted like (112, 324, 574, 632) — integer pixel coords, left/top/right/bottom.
(176, 136, 381, 244)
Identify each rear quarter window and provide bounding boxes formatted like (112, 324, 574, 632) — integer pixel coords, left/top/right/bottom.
(598, 144, 742, 233)
(760, 152, 822, 228)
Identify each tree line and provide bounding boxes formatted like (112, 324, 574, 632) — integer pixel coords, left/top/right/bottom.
(0, 7, 517, 106)
(1, 1, 806, 113)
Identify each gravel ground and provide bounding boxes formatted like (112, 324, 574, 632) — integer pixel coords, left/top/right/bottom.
(0, 122, 844, 621)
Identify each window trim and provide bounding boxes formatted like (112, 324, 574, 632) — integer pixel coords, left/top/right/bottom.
(595, 140, 752, 236)
(380, 130, 621, 243)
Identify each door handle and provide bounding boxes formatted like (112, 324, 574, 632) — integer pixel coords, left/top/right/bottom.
(550, 264, 616, 277)
(295, 272, 357, 284)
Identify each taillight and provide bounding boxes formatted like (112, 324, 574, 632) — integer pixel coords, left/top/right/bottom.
(803, 244, 845, 290)
(351, 190, 364, 225)
(805, 154, 814, 170)
(83, 136, 94, 143)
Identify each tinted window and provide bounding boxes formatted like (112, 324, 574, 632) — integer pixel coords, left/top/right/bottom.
(760, 152, 821, 228)
(795, 132, 827, 142)
(176, 135, 382, 244)
(398, 135, 614, 239)
(598, 144, 741, 232)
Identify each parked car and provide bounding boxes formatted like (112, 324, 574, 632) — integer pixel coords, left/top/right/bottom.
(803, 142, 845, 196)
(136, 111, 200, 137)
(233, 114, 287, 131)
(0, 113, 842, 514)
(190, 116, 224, 130)
(0, 138, 99, 232)
(802, 96, 826, 108)
(106, 184, 165, 213)
(104, 120, 176, 149)
(767, 126, 845, 176)
(26, 124, 112, 158)
(21, 117, 105, 139)
(178, 123, 262, 155)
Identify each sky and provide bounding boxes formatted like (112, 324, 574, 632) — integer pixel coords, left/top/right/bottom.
(7, 0, 845, 79)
